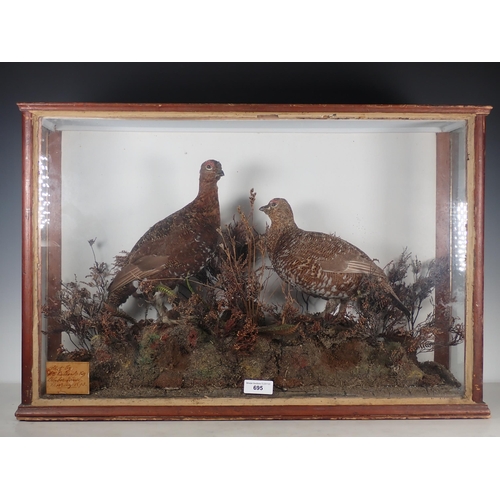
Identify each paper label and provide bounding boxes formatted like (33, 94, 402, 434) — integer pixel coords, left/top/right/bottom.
(243, 379, 273, 395)
(46, 361, 90, 395)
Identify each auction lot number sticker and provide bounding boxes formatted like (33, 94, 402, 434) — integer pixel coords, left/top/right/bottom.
(243, 379, 274, 395)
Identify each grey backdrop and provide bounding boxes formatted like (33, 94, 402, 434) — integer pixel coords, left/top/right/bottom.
(1, 63, 498, 383)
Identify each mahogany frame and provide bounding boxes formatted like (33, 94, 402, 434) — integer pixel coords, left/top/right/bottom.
(16, 103, 491, 421)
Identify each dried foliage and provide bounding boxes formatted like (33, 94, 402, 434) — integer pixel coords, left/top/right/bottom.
(209, 189, 271, 351)
(42, 239, 132, 356)
(342, 249, 464, 359)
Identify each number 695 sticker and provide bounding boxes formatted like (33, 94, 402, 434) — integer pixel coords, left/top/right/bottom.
(243, 379, 274, 395)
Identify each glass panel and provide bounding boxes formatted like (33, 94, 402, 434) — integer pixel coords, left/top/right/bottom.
(450, 127, 468, 386)
(37, 117, 469, 400)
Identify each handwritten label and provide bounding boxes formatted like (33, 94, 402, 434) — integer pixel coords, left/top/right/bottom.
(243, 379, 273, 395)
(46, 362, 90, 395)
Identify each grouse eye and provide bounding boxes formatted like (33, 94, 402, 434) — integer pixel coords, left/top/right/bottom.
(270, 201, 277, 208)
(205, 164, 213, 170)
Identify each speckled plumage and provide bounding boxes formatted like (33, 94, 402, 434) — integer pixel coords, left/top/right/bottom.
(259, 198, 409, 316)
(108, 159, 224, 307)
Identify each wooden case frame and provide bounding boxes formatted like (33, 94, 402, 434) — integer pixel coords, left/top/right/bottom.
(16, 103, 491, 421)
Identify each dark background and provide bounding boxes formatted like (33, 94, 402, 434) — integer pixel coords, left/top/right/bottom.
(1, 63, 499, 382)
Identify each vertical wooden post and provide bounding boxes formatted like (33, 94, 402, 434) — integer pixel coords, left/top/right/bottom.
(472, 115, 486, 403)
(435, 133, 451, 368)
(21, 111, 34, 405)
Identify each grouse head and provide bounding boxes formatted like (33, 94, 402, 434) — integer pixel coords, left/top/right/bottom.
(200, 159, 224, 185)
(259, 198, 297, 228)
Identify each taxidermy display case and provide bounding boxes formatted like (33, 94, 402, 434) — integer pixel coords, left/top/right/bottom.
(16, 103, 491, 420)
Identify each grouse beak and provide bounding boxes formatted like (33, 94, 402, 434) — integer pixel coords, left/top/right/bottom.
(216, 167, 225, 180)
(259, 204, 268, 213)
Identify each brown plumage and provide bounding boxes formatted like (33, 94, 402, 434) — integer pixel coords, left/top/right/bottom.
(259, 198, 409, 317)
(108, 159, 224, 308)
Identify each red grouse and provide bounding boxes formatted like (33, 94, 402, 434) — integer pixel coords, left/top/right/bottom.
(259, 198, 409, 317)
(108, 159, 224, 309)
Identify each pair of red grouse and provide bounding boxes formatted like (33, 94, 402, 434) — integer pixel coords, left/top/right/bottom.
(108, 159, 409, 317)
